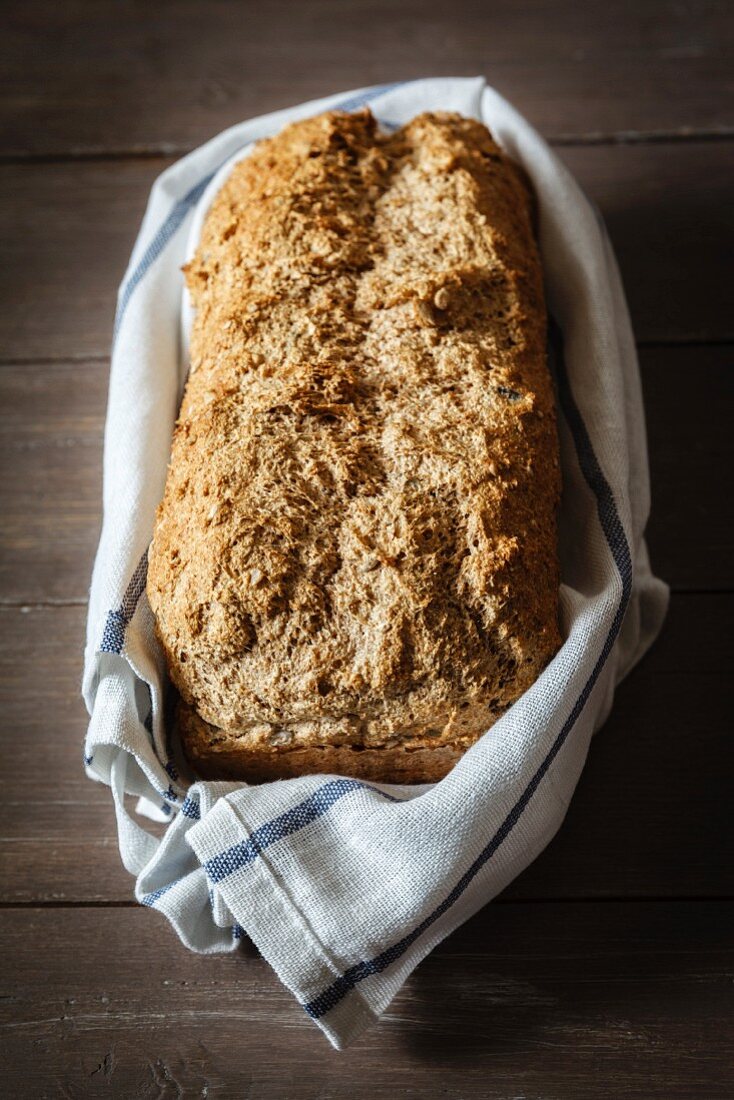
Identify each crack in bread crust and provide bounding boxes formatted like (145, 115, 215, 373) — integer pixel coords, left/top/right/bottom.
(147, 108, 562, 785)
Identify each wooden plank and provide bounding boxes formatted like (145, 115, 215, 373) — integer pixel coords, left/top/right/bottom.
(0, 159, 156, 363)
(0, 603, 135, 903)
(559, 141, 734, 344)
(0, 359, 104, 604)
(641, 345, 734, 590)
(1, 594, 731, 903)
(1, 0, 732, 158)
(0, 902, 731, 1097)
(505, 588, 734, 900)
(1, 346, 731, 605)
(1, 143, 731, 366)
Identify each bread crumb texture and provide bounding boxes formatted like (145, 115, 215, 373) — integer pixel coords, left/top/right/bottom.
(147, 108, 562, 783)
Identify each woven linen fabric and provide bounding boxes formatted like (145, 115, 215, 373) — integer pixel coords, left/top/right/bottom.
(83, 77, 669, 1049)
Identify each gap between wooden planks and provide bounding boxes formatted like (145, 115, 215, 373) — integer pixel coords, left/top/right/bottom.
(1, 0, 733, 157)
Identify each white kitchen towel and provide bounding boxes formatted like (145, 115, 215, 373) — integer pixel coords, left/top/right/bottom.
(83, 77, 669, 1049)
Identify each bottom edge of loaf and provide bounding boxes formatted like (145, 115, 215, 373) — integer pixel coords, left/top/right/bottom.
(178, 703, 471, 785)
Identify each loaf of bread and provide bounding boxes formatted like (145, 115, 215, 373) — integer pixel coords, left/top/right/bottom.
(147, 107, 562, 784)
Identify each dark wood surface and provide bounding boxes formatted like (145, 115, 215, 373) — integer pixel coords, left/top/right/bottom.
(1, 1, 732, 1096)
(2, 904, 732, 1098)
(3, 0, 732, 155)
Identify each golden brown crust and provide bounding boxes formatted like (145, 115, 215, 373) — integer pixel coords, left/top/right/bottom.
(179, 700, 462, 784)
(147, 108, 562, 786)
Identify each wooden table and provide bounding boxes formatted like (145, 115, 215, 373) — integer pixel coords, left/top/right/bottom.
(1, 2, 732, 1095)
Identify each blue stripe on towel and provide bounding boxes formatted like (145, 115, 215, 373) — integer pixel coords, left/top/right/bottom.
(113, 171, 215, 340)
(99, 549, 149, 654)
(204, 779, 400, 884)
(140, 883, 175, 908)
(181, 795, 202, 821)
(331, 82, 406, 113)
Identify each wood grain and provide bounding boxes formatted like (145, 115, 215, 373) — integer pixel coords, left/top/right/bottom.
(1, 903, 732, 1097)
(1, 347, 731, 605)
(560, 141, 734, 343)
(0, 603, 134, 903)
(1, 594, 731, 903)
(641, 345, 734, 589)
(1, 0, 732, 158)
(0, 359, 103, 604)
(1, 142, 730, 367)
(0, 160, 155, 363)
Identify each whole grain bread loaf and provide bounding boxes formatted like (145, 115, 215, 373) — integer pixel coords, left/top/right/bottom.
(147, 107, 562, 784)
